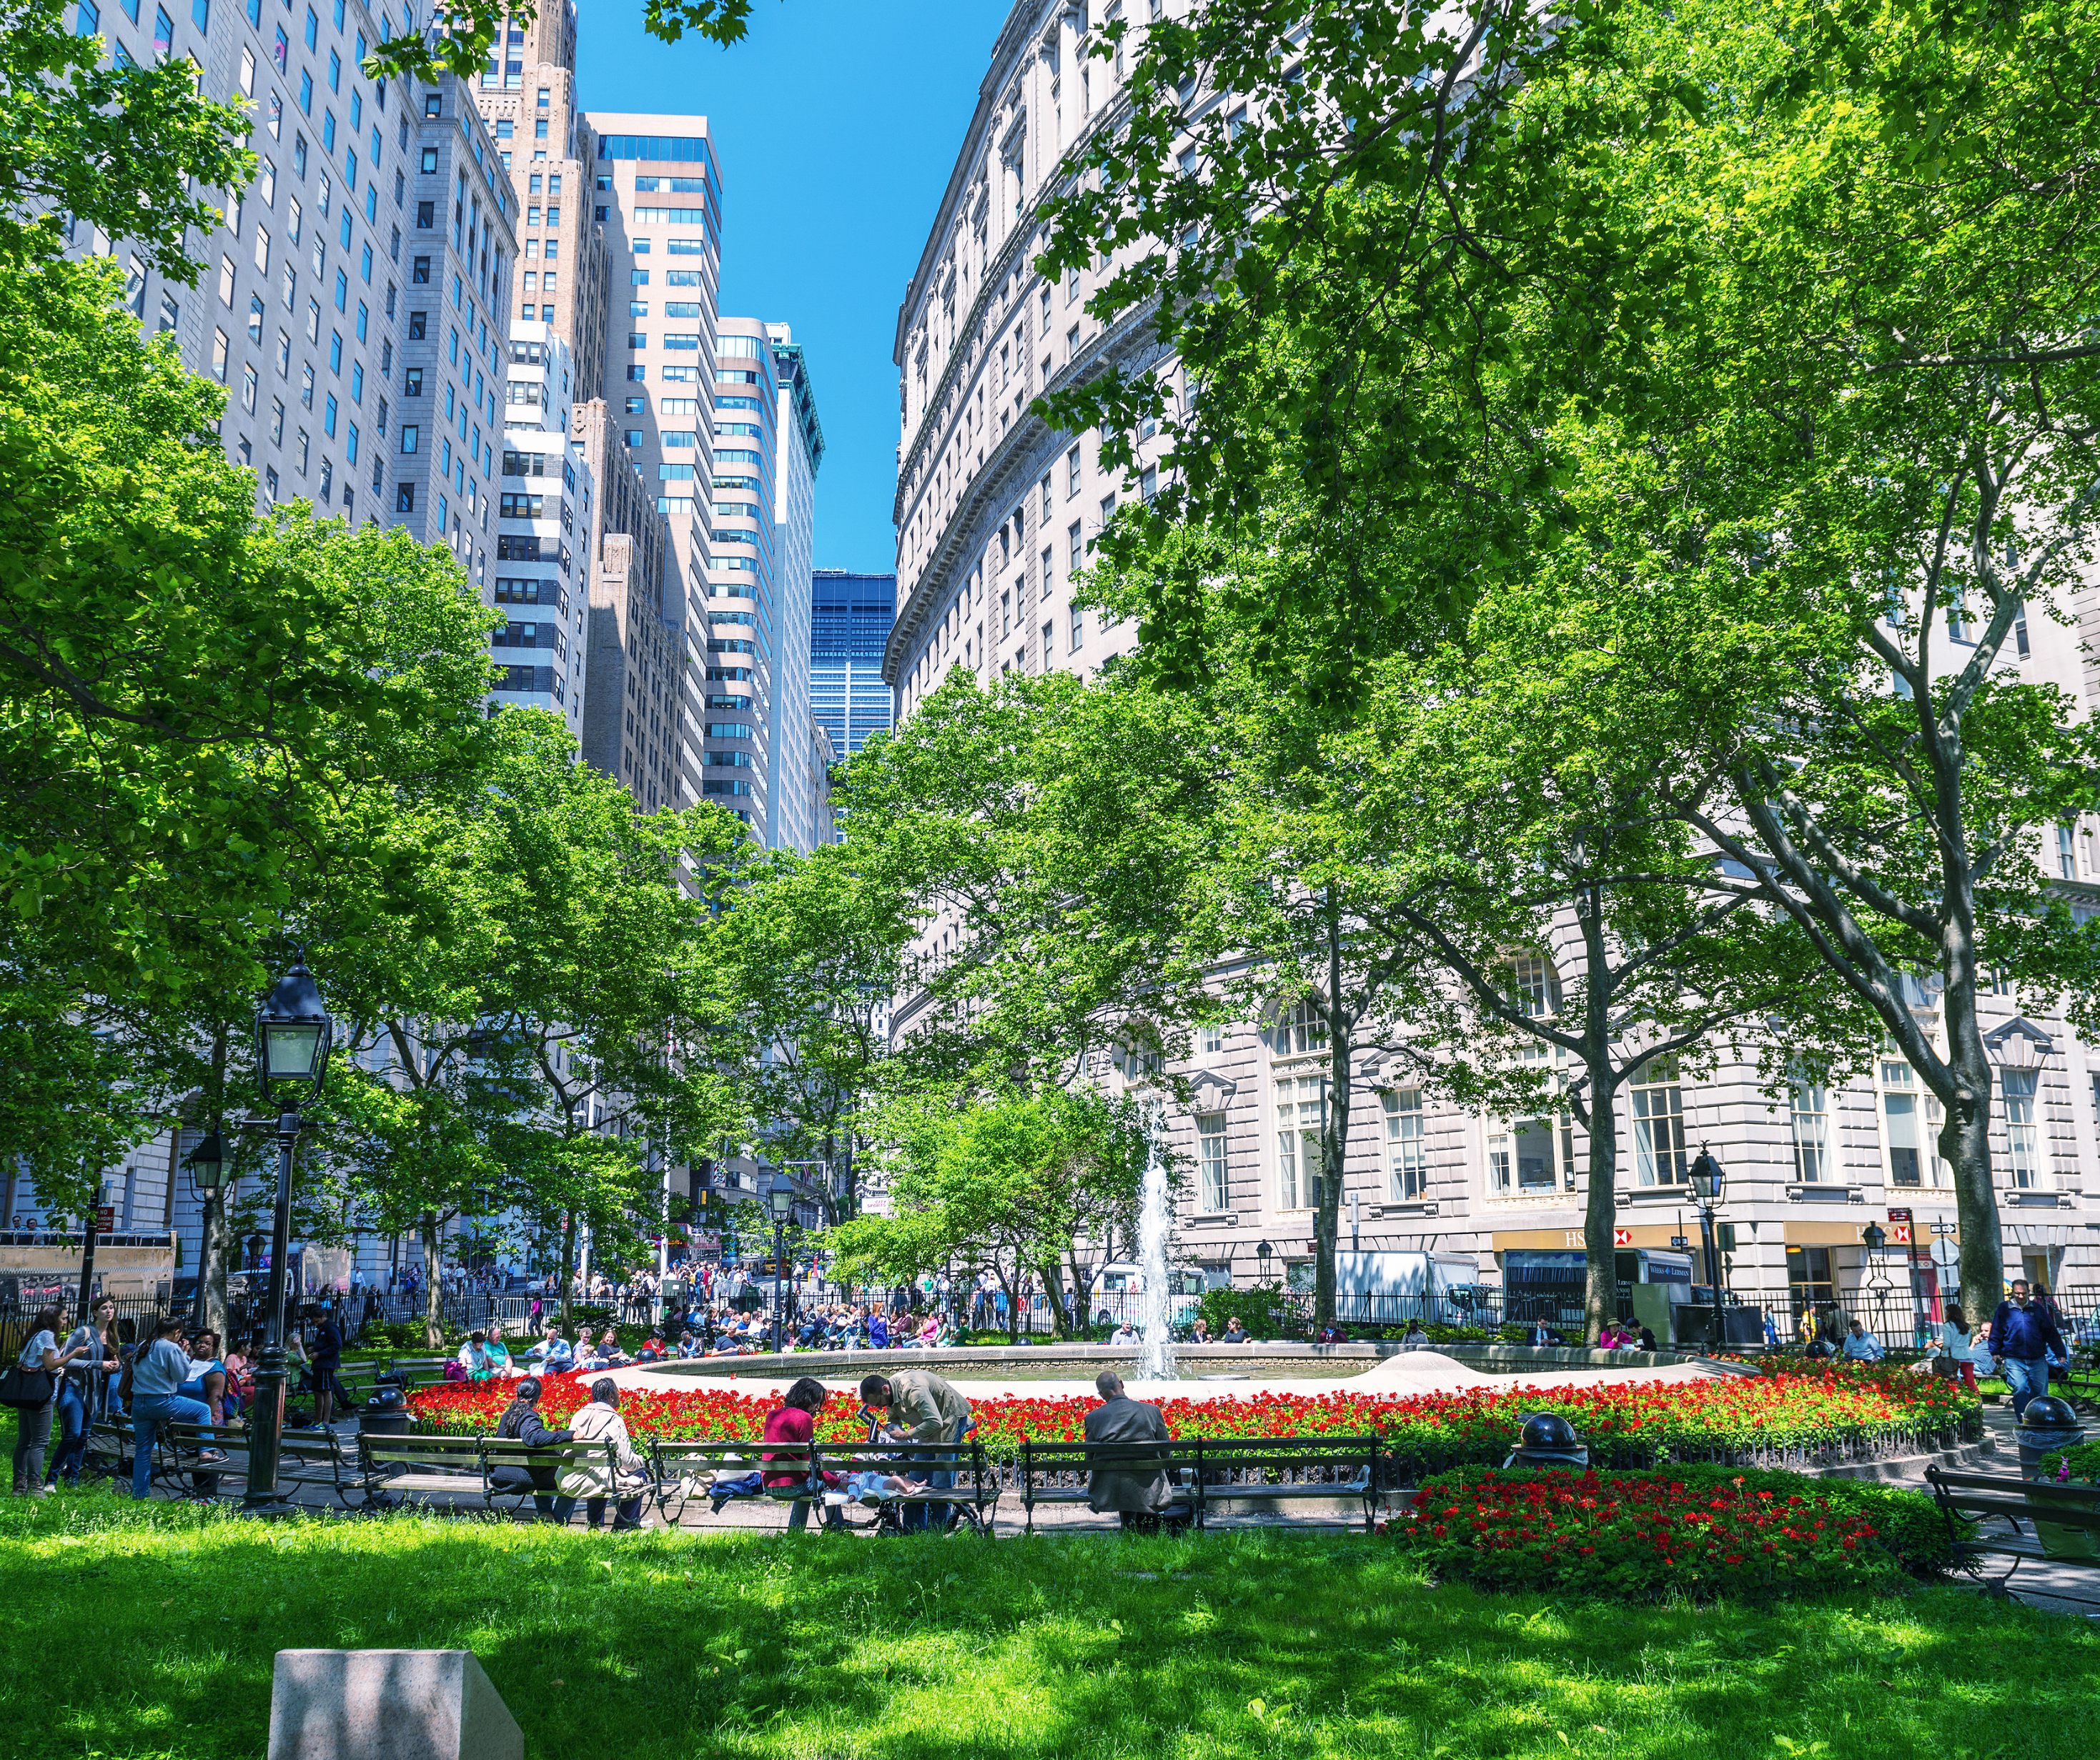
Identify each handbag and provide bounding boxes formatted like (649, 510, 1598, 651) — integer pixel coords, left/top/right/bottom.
(0, 1363, 56, 1408)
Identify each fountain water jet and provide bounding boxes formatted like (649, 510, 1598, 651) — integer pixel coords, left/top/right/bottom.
(1136, 1135, 1177, 1381)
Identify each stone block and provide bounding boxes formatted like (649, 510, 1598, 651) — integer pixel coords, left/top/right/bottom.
(268, 1649, 524, 1760)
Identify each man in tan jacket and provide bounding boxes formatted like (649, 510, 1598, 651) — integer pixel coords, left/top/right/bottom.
(860, 1370, 974, 1531)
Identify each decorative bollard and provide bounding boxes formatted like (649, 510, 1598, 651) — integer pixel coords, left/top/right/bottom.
(1502, 1413, 1588, 1471)
(267, 1650, 524, 1760)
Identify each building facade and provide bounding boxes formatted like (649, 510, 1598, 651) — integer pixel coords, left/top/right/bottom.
(811, 570, 896, 758)
(884, 0, 2100, 1327)
(765, 322, 822, 852)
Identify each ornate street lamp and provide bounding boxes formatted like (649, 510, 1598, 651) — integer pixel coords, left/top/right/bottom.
(1256, 1238, 1274, 1288)
(1688, 1147, 1728, 1351)
(184, 1131, 233, 1331)
(246, 954, 332, 1513)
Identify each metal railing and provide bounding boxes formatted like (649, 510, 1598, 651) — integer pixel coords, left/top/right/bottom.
(1786, 1284, 2100, 1356)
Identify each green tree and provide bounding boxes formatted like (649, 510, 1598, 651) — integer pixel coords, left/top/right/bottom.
(829, 1084, 1157, 1341)
(709, 842, 914, 1225)
(1040, 0, 2100, 1326)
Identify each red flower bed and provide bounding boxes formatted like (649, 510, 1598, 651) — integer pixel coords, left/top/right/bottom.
(1391, 1466, 1936, 1599)
(406, 1361, 1971, 1468)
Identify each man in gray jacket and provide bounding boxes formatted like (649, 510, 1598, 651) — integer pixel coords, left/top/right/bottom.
(1083, 1371, 1186, 1530)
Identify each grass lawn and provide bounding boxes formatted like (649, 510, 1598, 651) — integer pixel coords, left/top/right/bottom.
(0, 1489, 2094, 1760)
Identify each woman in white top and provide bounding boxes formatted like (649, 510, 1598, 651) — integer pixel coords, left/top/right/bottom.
(12, 1306, 91, 1496)
(1938, 1303, 1986, 1394)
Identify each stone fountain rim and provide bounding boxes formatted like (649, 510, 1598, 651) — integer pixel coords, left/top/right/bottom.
(630, 1341, 1750, 1383)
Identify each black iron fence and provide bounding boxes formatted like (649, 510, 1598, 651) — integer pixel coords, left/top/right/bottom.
(1786, 1284, 2100, 1357)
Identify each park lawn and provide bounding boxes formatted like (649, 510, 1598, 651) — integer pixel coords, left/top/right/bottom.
(0, 1491, 2094, 1760)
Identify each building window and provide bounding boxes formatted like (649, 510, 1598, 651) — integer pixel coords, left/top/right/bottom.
(1274, 1074, 1322, 1211)
(1488, 1116, 1563, 1195)
(1876, 1045, 1942, 1188)
(1384, 1090, 1425, 1201)
(2059, 824, 2077, 880)
(395, 482, 415, 512)
(1630, 1055, 1686, 1185)
(2004, 1068, 2040, 1188)
(1788, 1080, 1830, 1182)
(1505, 954, 1559, 1018)
(1786, 1245, 1835, 1320)
(1197, 1113, 1228, 1213)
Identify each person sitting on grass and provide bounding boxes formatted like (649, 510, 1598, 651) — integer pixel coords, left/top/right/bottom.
(1843, 1320, 1886, 1362)
(595, 1328, 631, 1367)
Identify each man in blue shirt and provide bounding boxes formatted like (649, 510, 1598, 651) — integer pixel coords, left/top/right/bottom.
(1986, 1280, 2066, 1418)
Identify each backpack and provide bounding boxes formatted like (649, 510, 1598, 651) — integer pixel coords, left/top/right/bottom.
(442, 1358, 469, 1383)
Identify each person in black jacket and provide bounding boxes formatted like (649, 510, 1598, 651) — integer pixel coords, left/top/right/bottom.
(492, 1378, 574, 1521)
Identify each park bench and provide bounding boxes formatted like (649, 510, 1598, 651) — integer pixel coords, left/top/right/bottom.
(84, 1417, 134, 1485)
(1019, 1434, 1383, 1535)
(650, 1437, 1000, 1535)
(157, 1420, 252, 1499)
(479, 1436, 621, 1521)
(356, 1431, 493, 1511)
(1925, 1465, 2100, 1606)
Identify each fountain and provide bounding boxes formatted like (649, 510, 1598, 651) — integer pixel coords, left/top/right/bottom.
(1136, 1135, 1177, 1381)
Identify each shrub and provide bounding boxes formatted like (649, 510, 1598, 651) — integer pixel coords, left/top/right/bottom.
(2043, 1440, 2100, 1482)
(356, 1321, 427, 1351)
(1194, 1286, 1303, 1341)
(1394, 1464, 1954, 1601)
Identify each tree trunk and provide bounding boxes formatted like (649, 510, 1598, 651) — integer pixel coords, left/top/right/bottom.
(1312, 902, 1349, 1329)
(1580, 1072, 1622, 1346)
(420, 1213, 444, 1348)
(1938, 1005, 2006, 1327)
(199, 1026, 232, 1336)
(558, 1202, 578, 1337)
(200, 1193, 232, 1340)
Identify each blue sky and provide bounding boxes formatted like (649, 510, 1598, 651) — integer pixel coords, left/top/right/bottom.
(578, 0, 1003, 573)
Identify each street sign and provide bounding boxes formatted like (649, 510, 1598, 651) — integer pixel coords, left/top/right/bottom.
(1930, 1238, 1960, 1270)
(94, 1205, 116, 1235)
(1886, 1207, 1913, 1222)
(1669, 1236, 1689, 1249)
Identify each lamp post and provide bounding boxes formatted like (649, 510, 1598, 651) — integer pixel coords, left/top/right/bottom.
(184, 1131, 232, 1331)
(1256, 1239, 1274, 1288)
(766, 1178, 794, 1355)
(1688, 1148, 1728, 1351)
(247, 954, 332, 1513)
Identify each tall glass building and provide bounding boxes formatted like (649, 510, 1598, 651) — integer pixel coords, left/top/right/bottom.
(811, 570, 896, 757)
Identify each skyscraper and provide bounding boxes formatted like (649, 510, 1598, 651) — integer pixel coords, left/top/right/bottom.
(578, 111, 723, 815)
(472, 34, 688, 812)
(764, 322, 822, 851)
(810, 570, 896, 757)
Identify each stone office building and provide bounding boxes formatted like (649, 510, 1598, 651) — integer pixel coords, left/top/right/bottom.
(883, 0, 2100, 1328)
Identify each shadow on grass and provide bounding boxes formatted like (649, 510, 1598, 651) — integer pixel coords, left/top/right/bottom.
(0, 1493, 2092, 1759)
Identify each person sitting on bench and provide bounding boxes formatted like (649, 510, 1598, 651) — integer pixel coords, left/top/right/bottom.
(1083, 1370, 1188, 1532)
(492, 1376, 574, 1521)
(760, 1376, 845, 1531)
